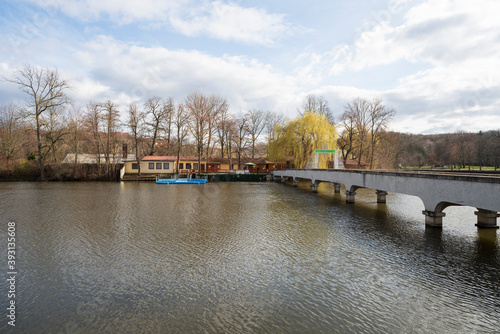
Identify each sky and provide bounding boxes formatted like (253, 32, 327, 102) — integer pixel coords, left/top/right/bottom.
(0, 0, 499, 134)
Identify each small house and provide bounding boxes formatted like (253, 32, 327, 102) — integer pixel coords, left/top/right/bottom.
(124, 156, 175, 174)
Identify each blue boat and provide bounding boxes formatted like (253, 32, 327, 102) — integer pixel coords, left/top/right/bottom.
(156, 176, 207, 184)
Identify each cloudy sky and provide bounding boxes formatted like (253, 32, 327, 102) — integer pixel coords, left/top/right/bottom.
(1, 0, 499, 134)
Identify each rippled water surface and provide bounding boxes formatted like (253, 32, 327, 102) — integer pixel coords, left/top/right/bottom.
(0, 181, 499, 333)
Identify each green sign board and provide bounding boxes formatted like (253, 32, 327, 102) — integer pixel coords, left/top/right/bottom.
(315, 149, 335, 153)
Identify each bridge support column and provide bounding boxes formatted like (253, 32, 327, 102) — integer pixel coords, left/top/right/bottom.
(281, 176, 287, 183)
(345, 190, 356, 203)
(475, 209, 500, 229)
(310, 181, 318, 193)
(333, 183, 341, 193)
(293, 178, 299, 187)
(376, 190, 388, 203)
(422, 210, 446, 228)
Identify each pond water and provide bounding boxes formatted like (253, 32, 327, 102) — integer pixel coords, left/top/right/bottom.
(0, 181, 499, 333)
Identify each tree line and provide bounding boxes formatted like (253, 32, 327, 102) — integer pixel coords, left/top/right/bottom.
(0, 65, 283, 180)
(2, 65, 499, 181)
(389, 131, 500, 170)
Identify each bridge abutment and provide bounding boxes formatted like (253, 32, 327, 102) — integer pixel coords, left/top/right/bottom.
(475, 209, 500, 229)
(423, 210, 446, 228)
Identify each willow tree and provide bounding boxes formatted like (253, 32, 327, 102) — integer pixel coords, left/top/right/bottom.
(268, 112, 336, 168)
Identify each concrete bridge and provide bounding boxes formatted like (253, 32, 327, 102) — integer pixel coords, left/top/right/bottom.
(272, 169, 500, 228)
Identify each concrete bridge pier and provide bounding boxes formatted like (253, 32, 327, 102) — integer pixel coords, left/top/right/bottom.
(346, 190, 356, 203)
(475, 209, 500, 228)
(376, 190, 388, 203)
(333, 183, 341, 193)
(293, 178, 299, 187)
(311, 181, 319, 193)
(281, 176, 287, 183)
(422, 210, 446, 228)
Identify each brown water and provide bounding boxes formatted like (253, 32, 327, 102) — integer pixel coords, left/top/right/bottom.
(0, 181, 499, 333)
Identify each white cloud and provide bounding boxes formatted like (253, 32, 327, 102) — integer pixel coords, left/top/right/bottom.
(68, 35, 298, 114)
(5, 0, 500, 134)
(335, 0, 500, 71)
(290, 0, 500, 133)
(24, 0, 291, 45)
(25, 0, 186, 22)
(173, 1, 291, 45)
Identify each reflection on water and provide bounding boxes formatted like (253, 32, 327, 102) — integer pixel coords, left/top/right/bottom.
(0, 181, 499, 333)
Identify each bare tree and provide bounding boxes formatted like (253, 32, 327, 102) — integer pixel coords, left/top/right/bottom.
(217, 105, 233, 158)
(235, 114, 249, 169)
(246, 109, 266, 158)
(300, 94, 334, 123)
(174, 103, 189, 174)
(101, 100, 120, 178)
(85, 101, 103, 165)
(337, 107, 357, 166)
(347, 97, 370, 168)
(42, 105, 68, 163)
(0, 103, 24, 168)
(144, 97, 166, 156)
(225, 117, 238, 170)
(128, 102, 144, 175)
(206, 95, 227, 159)
(162, 97, 175, 154)
(144, 96, 171, 155)
(264, 111, 286, 157)
(367, 98, 396, 169)
(6, 65, 70, 180)
(67, 104, 84, 165)
(185, 92, 210, 174)
(339, 97, 396, 169)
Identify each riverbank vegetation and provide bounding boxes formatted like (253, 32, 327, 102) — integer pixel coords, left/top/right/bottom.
(1, 64, 500, 180)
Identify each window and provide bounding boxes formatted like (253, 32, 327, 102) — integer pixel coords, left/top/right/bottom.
(149, 163, 154, 169)
(179, 163, 184, 169)
(131, 163, 138, 170)
(193, 163, 198, 169)
(186, 163, 192, 170)
(163, 163, 169, 169)
(201, 164, 205, 171)
(156, 163, 162, 169)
